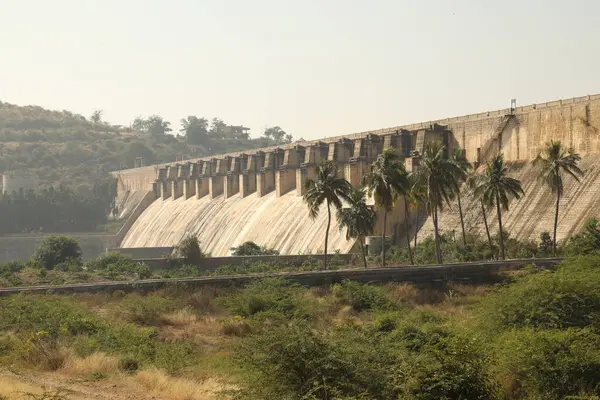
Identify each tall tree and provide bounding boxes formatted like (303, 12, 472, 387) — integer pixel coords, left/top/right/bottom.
(209, 118, 227, 139)
(532, 141, 583, 256)
(450, 148, 472, 246)
(336, 187, 377, 268)
(410, 174, 427, 255)
(303, 160, 352, 269)
(90, 110, 103, 125)
(361, 148, 410, 266)
(414, 142, 464, 264)
(146, 115, 171, 136)
(467, 170, 494, 257)
(474, 153, 524, 260)
(180, 116, 209, 144)
(264, 126, 286, 143)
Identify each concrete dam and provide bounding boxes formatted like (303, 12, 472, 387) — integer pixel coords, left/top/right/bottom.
(115, 94, 600, 255)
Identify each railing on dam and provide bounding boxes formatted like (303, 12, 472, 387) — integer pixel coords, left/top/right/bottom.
(0, 258, 562, 296)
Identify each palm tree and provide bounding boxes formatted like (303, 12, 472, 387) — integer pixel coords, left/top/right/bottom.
(467, 170, 494, 257)
(450, 148, 471, 246)
(474, 153, 524, 260)
(414, 142, 464, 264)
(410, 174, 427, 254)
(361, 148, 410, 266)
(303, 160, 352, 269)
(337, 188, 377, 268)
(532, 141, 583, 256)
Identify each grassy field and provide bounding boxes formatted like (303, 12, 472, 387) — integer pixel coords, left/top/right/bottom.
(1, 253, 599, 399)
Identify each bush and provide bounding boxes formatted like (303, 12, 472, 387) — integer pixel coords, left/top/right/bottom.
(32, 235, 82, 270)
(119, 295, 175, 325)
(91, 252, 149, 279)
(479, 254, 600, 330)
(230, 241, 280, 256)
(118, 357, 139, 373)
(173, 235, 209, 264)
(563, 218, 600, 256)
(221, 278, 313, 319)
(495, 328, 600, 399)
(332, 280, 393, 312)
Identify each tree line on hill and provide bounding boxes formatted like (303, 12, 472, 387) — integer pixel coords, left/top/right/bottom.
(304, 140, 584, 269)
(0, 100, 295, 194)
(0, 181, 116, 235)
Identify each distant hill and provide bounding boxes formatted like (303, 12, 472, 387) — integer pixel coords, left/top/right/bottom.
(0, 101, 278, 193)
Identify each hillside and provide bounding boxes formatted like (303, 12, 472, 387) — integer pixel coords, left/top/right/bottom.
(0, 101, 279, 193)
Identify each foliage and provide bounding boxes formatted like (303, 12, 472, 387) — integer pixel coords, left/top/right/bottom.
(32, 235, 82, 270)
(237, 317, 496, 400)
(89, 251, 150, 279)
(474, 153, 524, 259)
(479, 253, 600, 331)
(263, 126, 292, 143)
(413, 142, 465, 263)
(533, 140, 584, 255)
(563, 217, 600, 256)
(0, 100, 277, 193)
(221, 278, 313, 319)
(0, 185, 113, 234)
(495, 328, 600, 399)
(303, 160, 352, 268)
(230, 241, 280, 256)
(119, 295, 176, 325)
(174, 235, 208, 264)
(332, 280, 393, 312)
(337, 187, 377, 268)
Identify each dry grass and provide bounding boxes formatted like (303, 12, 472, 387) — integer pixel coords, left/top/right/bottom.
(60, 351, 119, 378)
(386, 283, 446, 306)
(159, 315, 224, 346)
(136, 369, 234, 400)
(0, 375, 45, 398)
(160, 307, 198, 327)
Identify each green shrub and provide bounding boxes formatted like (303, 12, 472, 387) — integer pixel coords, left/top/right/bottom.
(495, 328, 600, 400)
(236, 322, 363, 399)
(221, 278, 313, 319)
(230, 241, 280, 256)
(479, 254, 600, 330)
(0, 296, 104, 338)
(332, 280, 393, 312)
(174, 235, 208, 264)
(90, 252, 150, 279)
(563, 218, 600, 256)
(32, 235, 82, 270)
(118, 295, 175, 325)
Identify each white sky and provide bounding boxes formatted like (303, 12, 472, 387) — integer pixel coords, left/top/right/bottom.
(1, 0, 599, 139)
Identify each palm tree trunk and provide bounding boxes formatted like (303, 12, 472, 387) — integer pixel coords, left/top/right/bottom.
(414, 205, 419, 252)
(496, 194, 505, 260)
(324, 200, 331, 270)
(457, 190, 467, 246)
(433, 207, 443, 264)
(481, 200, 494, 258)
(404, 204, 414, 265)
(359, 238, 367, 269)
(382, 208, 387, 267)
(553, 190, 560, 257)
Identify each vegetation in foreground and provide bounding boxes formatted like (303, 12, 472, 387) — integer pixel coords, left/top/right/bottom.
(0, 253, 600, 399)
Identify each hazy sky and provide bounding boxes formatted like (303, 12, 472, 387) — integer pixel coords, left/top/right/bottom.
(1, 0, 599, 140)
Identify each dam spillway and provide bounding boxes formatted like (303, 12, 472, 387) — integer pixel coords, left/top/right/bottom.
(121, 190, 355, 255)
(114, 94, 600, 253)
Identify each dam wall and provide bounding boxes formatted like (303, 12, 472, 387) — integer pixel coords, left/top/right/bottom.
(114, 94, 600, 253)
